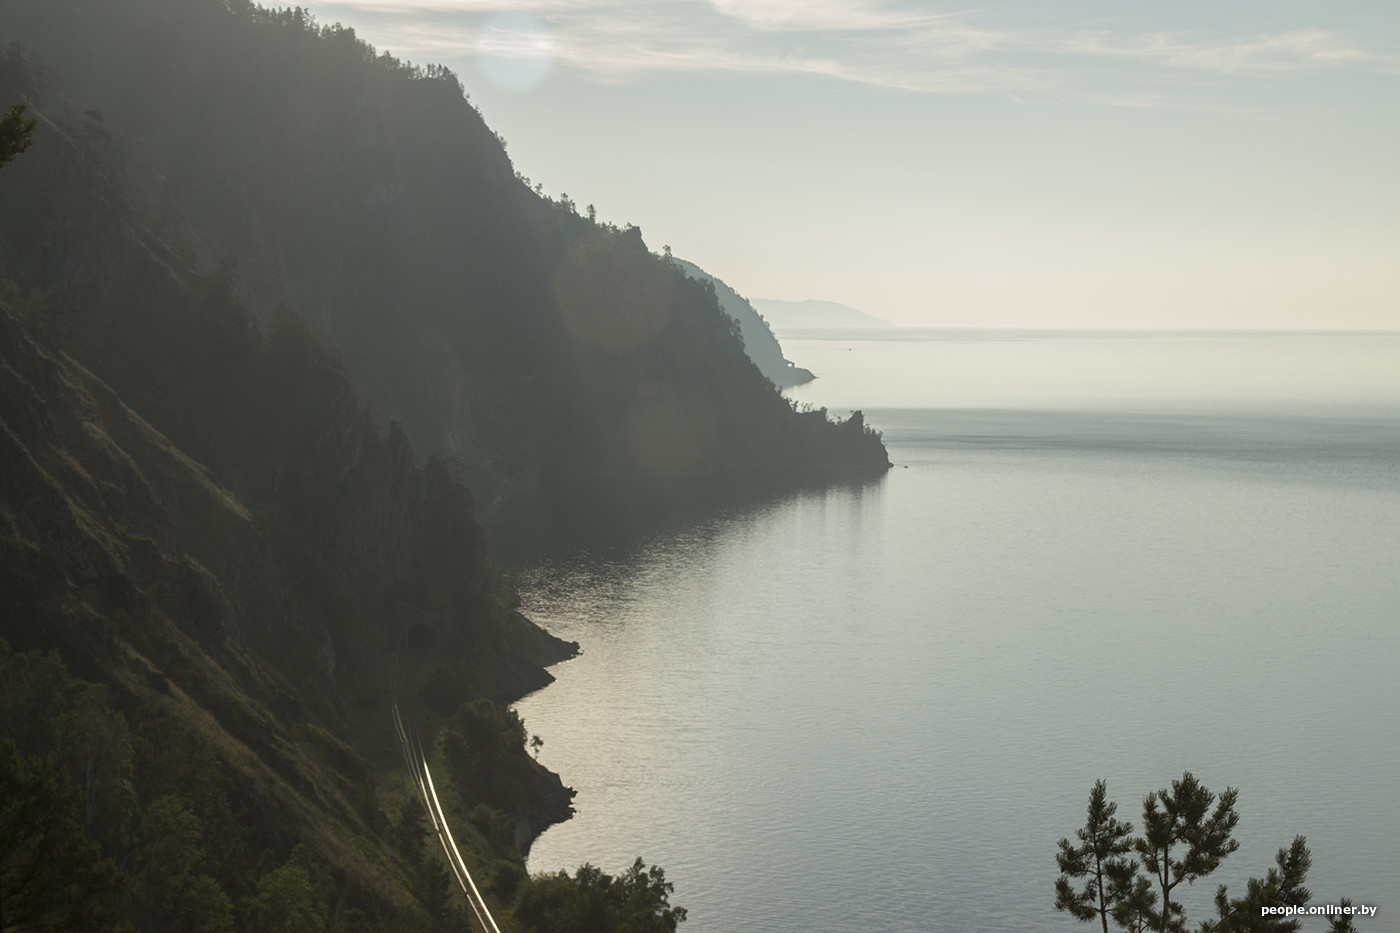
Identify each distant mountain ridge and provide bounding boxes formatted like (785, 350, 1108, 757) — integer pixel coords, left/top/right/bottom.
(670, 258, 814, 388)
(751, 298, 893, 330)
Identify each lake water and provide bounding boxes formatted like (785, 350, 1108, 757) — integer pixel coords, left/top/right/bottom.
(514, 330, 1400, 932)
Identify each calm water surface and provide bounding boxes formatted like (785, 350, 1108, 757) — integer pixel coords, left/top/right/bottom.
(515, 331, 1400, 932)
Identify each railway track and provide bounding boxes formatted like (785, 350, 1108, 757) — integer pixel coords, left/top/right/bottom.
(391, 610, 504, 933)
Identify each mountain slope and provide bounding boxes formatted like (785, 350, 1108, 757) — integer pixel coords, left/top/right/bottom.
(0, 4, 883, 926)
(0, 288, 575, 928)
(0, 0, 887, 497)
(0, 47, 586, 929)
(670, 257, 815, 388)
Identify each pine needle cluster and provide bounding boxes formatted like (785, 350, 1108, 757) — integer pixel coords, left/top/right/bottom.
(1055, 773, 1361, 933)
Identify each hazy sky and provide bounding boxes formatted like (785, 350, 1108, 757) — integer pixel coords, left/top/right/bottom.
(305, 0, 1399, 328)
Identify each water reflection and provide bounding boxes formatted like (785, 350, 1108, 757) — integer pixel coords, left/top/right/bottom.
(491, 469, 887, 567)
(511, 332, 1400, 933)
(515, 425, 1400, 931)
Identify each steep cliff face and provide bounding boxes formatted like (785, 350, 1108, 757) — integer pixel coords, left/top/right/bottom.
(670, 257, 816, 389)
(0, 50, 577, 923)
(0, 3, 879, 925)
(0, 0, 888, 490)
(0, 66, 569, 701)
(0, 288, 576, 926)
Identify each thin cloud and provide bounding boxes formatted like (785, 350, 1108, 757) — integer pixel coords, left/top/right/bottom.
(1055, 28, 1377, 75)
(706, 0, 942, 32)
(309, 0, 1398, 98)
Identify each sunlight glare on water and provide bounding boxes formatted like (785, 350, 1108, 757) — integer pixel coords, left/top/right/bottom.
(515, 331, 1400, 933)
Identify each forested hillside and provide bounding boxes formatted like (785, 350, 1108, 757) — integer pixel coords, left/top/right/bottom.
(0, 1, 886, 927)
(0, 281, 573, 929)
(0, 69, 596, 920)
(0, 0, 887, 500)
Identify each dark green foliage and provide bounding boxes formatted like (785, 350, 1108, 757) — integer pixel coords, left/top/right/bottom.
(451, 698, 528, 765)
(410, 849, 456, 931)
(515, 859, 687, 933)
(1199, 836, 1310, 933)
(390, 800, 474, 932)
(0, 646, 138, 852)
(392, 800, 431, 864)
(1137, 773, 1241, 933)
(130, 720, 249, 888)
(1057, 776, 1363, 933)
(131, 794, 235, 932)
(486, 860, 526, 903)
(466, 803, 519, 856)
(0, 739, 124, 932)
(0, 102, 35, 167)
(244, 862, 328, 933)
(1324, 901, 1362, 933)
(1056, 780, 1141, 933)
(438, 698, 533, 821)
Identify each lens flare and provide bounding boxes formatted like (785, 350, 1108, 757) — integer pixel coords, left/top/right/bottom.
(475, 12, 553, 91)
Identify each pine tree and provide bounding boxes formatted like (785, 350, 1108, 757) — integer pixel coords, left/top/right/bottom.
(1200, 835, 1310, 933)
(1137, 774, 1240, 933)
(1055, 775, 1364, 933)
(1056, 780, 1141, 933)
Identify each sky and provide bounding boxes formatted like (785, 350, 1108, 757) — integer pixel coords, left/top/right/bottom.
(304, 0, 1400, 329)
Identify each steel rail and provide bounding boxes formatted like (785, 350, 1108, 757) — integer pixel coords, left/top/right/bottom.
(391, 619, 504, 933)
